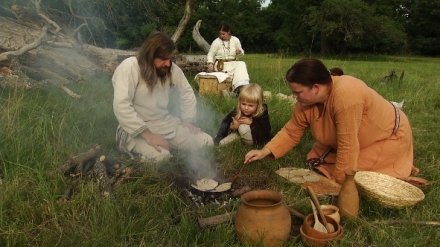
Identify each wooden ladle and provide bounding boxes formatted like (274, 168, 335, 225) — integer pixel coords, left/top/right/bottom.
(306, 186, 335, 233)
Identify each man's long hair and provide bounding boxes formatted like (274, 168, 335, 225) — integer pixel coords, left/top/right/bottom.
(137, 32, 176, 92)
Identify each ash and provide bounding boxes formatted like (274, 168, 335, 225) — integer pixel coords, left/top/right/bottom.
(186, 188, 240, 208)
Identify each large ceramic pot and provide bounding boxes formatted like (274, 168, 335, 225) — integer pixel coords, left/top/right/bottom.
(235, 190, 291, 247)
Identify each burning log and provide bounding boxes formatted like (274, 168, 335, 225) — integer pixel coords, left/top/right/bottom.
(198, 211, 236, 228)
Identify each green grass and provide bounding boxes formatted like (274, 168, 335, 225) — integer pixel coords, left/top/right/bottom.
(1, 54, 440, 246)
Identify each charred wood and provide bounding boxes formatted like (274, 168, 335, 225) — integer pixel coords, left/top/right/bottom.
(60, 143, 102, 176)
(93, 159, 113, 197)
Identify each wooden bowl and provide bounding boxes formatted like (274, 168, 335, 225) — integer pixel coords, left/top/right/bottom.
(300, 224, 344, 247)
(319, 204, 340, 224)
(301, 214, 341, 239)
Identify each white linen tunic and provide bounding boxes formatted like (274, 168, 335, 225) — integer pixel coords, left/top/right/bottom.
(207, 36, 250, 90)
(112, 57, 213, 161)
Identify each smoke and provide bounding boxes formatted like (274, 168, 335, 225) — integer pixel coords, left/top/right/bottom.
(168, 86, 233, 182)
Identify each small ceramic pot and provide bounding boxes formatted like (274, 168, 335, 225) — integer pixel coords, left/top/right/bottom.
(301, 214, 341, 239)
(300, 224, 344, 247)
(319, 205, 340, 224)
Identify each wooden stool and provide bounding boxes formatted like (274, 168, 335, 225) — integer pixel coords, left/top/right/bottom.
(197, 75, 232, 95)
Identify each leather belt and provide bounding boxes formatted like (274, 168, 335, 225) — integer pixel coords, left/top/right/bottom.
(216, 59, 236, 71)
(391, 102, 400, 135)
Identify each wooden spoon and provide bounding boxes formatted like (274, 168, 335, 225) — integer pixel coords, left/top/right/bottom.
(310, 200, 328, 233)
(307, 186, 335, 233)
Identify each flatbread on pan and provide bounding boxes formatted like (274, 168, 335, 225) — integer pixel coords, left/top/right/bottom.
(194, 178, 218, 191)
(215, 182, 232, 192)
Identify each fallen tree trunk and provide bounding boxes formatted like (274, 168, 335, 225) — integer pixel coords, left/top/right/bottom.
(0, 3, 210, 89)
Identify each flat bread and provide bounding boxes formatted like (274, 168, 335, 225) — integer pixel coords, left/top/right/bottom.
(215, 182, 232, 192)
(276, 167, 341, 196)
(195, 178, 218, 191)
(303, 175, 320, 182)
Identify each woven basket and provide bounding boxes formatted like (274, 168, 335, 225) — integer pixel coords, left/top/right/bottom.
(354, 171, 425, 208)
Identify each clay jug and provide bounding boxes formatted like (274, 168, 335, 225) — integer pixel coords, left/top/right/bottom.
(235, 190, 291, 247)
(337, 169, 359, 219)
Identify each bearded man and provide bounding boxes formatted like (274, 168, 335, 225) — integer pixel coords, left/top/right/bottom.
(112, 32, 213, 162)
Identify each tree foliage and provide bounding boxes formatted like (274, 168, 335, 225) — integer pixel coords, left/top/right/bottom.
(2, 0, 439, 56)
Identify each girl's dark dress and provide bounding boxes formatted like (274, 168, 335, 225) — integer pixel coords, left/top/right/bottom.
(214, 104, 272, 145)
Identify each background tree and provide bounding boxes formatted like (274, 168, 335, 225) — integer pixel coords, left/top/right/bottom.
(303, 0, 405, 55)
(404, 0, 440, 56)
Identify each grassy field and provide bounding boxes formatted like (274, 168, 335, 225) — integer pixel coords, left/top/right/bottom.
(1, 54, 440, 246)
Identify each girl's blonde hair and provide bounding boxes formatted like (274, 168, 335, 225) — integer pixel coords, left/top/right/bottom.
(235, 83, 265, 119)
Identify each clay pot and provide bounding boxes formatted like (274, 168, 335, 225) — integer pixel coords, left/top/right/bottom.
(235, 190, 291, 247)
(301, 214, 341, 239)
(300, 224, 344, 247)
(337, 169, 359, 219)
(319, 205, 340, 224)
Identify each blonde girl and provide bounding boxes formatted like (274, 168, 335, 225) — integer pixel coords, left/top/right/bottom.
(214, 83, 271, 145)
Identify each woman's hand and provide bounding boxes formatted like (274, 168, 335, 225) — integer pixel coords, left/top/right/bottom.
(235, 49, 242, 55)
(141, 129, 170, 152)
(238, 116, 252, 125)
(207, 63, 214, 72)
(244, 147, 272, 164)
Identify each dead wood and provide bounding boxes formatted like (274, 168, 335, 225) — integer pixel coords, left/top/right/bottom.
(45, 79, 81, 99)
(58, 187, 73, 203)
(375, 220, 440, 226)
(93, 159, 113, 197)
(112, 163, 147, 187)
(198, 211, 236, 228)
(232, 186, 251, 197)
(1, 2, 205, 86)
(60, 143, 102, 176)
(99, 155, 122, 176)
(0, 26, 47, 62)
(30, 0, 61, 34)
(382, 69, 398, 83)
(171, 0, 195, 43)
(192, 20, 211, 54)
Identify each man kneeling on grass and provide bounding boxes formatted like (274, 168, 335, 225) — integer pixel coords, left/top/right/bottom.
(112, 32, 213, 162)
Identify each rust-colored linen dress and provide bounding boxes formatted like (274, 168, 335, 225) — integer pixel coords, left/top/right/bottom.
(265, 75, 413, 184)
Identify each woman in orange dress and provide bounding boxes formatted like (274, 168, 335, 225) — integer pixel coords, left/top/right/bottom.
(244, 58, 414, 184)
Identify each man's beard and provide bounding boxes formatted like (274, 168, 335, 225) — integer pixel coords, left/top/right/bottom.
(156, 66, 170, 78)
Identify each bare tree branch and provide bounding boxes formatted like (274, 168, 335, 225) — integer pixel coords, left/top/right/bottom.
(192, 20, 210, 54)
(72, 23, 87, 36)
(30, 0, 61, 34)
(67, 0, 109, 47)
(171, 0, 195, 43)
(0, 26, 47, 62)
